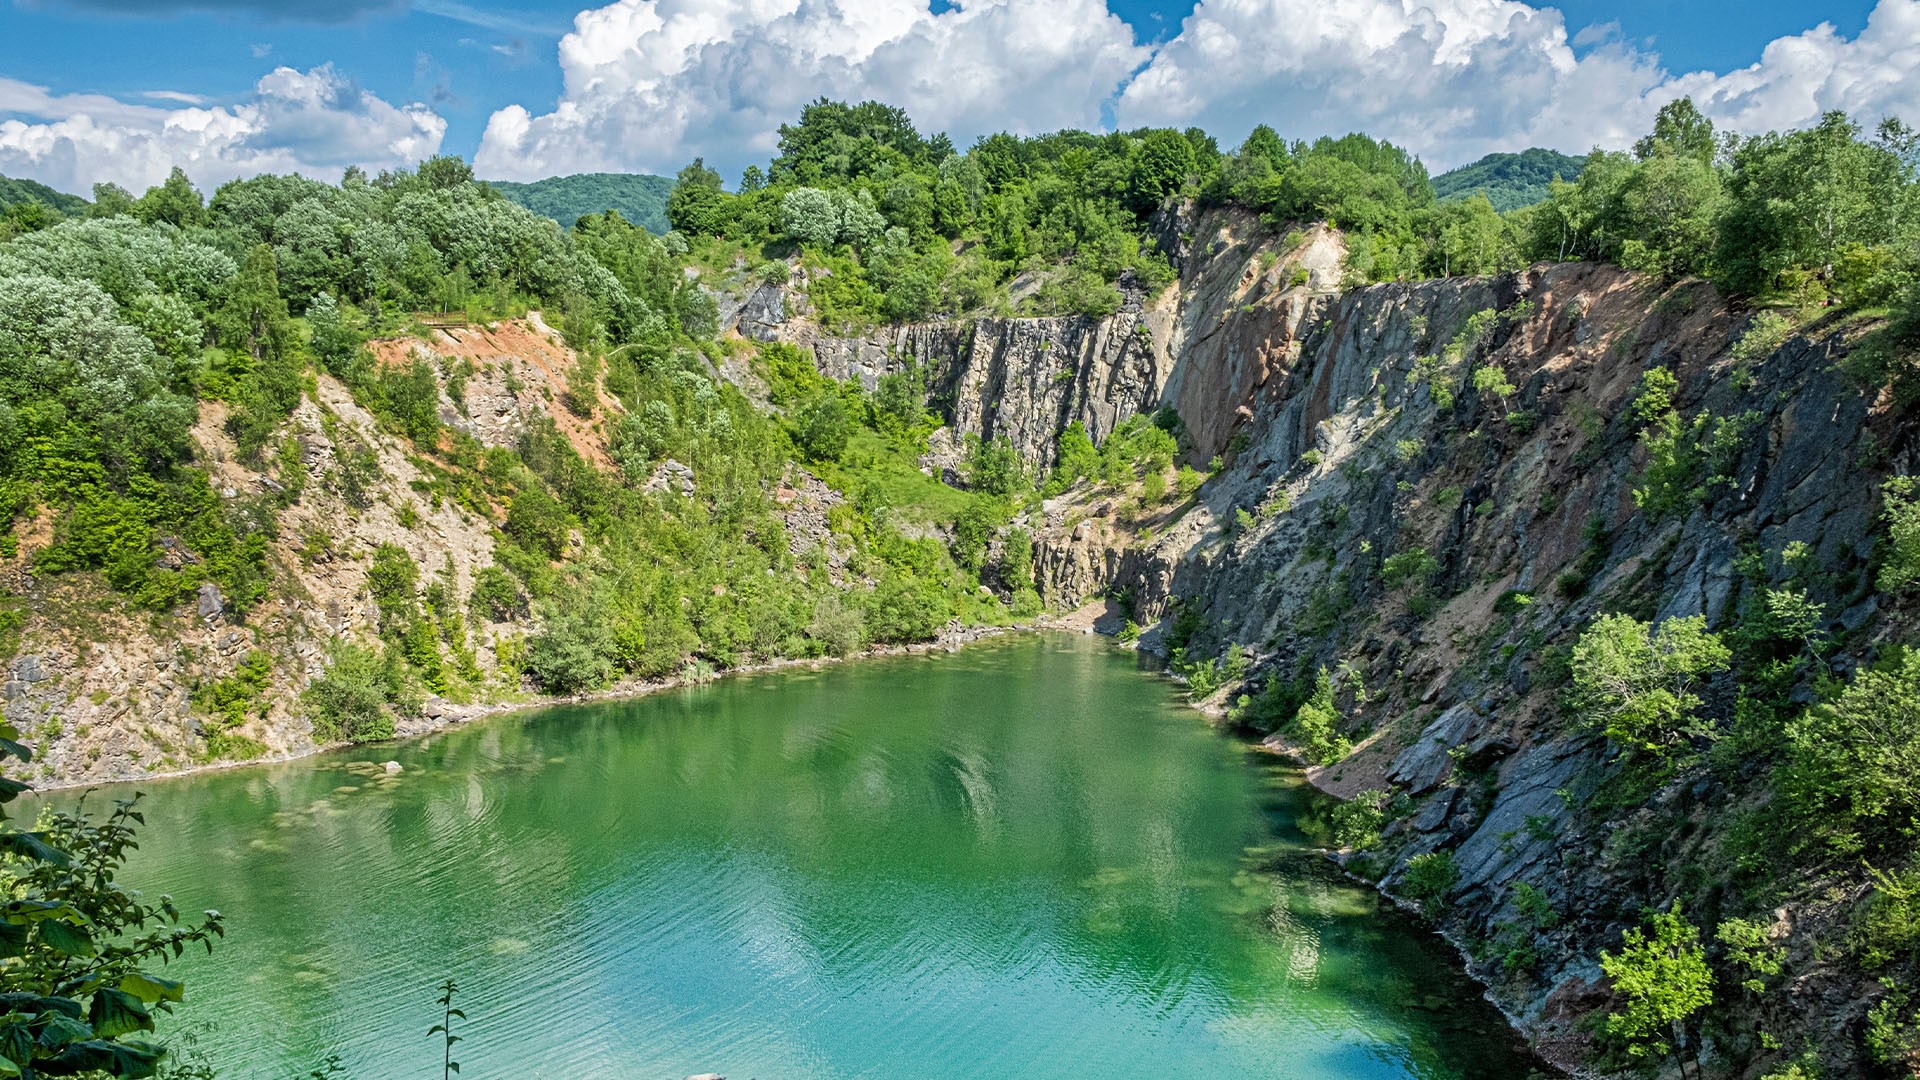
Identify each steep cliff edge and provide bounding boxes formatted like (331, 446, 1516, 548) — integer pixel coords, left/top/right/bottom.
(1022, 251, 1917, 1077)
(730, 207, 1347, 470)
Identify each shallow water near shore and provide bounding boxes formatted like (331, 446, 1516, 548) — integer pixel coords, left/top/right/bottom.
(65, 633, 1541, 1079)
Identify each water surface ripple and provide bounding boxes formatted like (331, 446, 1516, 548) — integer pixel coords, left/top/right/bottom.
(80, 634, 1539, 1079)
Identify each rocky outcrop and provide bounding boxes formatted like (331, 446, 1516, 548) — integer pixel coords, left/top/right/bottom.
(1023, 252, 1916, 1077)
(2, 317, 620, 786)
(728, 207, 1345, 471)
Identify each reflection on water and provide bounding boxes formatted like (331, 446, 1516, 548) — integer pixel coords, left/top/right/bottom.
(61, 633, 1543, 1079)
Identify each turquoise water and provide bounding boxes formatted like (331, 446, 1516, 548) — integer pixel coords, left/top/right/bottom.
(84, 633, 1540, 1079)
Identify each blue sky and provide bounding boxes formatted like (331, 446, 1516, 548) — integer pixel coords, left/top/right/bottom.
(0, 0, 1902, 194)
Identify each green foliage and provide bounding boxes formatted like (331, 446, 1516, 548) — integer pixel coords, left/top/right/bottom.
(469, 564, 526, 622)
(1381, 548, 1441, 592)
(964, 436, 1024, 496)
(489, 172, 674, 233)
(504, 484, 570, 560)
(0, 735, 227, 1080)
(1402, 851, 1459, 917)
(1866, 979, 1920, 1072)
(1288, 666, 1352, 765)
(1879, 477, 1920, 594)
(1571, 613, 1730, 764)
(1432, 149, 1587, 212)
(792, 391, 852, 463)
(1781, 647, 1920, 852)
(303, 642, 406, 743)
(1715, 916, 1784, 992)
(190, 648, 273, 736)
(1328, 789, 1393, 850)
(1730, 311, 1794, 361)
(1512, 882, 1560, 929)
(1598, 901, 1715, 1064)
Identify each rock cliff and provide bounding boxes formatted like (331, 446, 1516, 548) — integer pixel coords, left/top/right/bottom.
(1017, 242, 1913, 1076)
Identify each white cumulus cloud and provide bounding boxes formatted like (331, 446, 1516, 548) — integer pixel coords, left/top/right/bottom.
(0, 64, 446, 195)
(474, 0, 1149, 182)
(1116, 0, 1920, 170)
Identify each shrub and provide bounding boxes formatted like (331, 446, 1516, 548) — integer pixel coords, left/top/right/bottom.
(1570, 613, 1729, 761)
(1402, 851, 1459, 916)
(365, 542, 419, 632)
(1381, 547, 1440, 591)
(1781, 648, 1920, 851)
(866, 573, 945, 644)
(792, 391, 850, 463)
(1715, 916, 1783, 991)
(1513, 881, 1560, 929)
(1879, 476, 1920, 593)
(303, 642, 401, 743)
(1598, 901, 1714, 1065)
(526, 605, 618, 693)
(1730, 311, 1793, 361)
(1330, 789, 1392, 849)
(469, 564, 526, 622)
(504, 483, 570, 559)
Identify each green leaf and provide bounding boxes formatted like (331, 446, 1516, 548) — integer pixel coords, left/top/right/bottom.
(35, 1012, 92, 1049)
(0, 1053, 18, 1078)
(0, 1021, 29, 1067)
(0, 922, 27, 959)
(38, 921, 95, 958)
(115, 974, 182, 1005)
(0, 833, 71, 866)
(42, 1037, 165, 1078)
(85, 989, 152, 1040)
(1, 900, 75, 925)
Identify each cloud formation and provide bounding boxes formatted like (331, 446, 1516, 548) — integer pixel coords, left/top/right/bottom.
(0, 64, 445, 194)
(475, 0, 1920, 181)
(1116, 0, 1920, 169)
(474, 0, 1148, 181)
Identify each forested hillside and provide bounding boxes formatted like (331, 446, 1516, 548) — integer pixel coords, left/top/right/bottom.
(0, 93, 1918, 1080)
(487, 171, 674, 233)
(1433, 148, 1586, 211)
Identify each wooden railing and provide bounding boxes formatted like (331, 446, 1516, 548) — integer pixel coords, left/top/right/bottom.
(415, 311, 469, 328)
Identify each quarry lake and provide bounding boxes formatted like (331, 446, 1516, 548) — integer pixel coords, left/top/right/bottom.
(79, 633, 1542, 1079)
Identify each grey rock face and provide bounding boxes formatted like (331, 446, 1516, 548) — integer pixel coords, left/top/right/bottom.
(1388, 703, 1483, 794)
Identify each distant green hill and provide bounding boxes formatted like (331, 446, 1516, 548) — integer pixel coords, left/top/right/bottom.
(1432, 149, 1585, 212)
(0, 175, 87, 215)
(488, 172, 674, 233)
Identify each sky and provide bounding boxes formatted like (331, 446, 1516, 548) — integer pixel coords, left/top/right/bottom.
(0, 0, 1904, 197)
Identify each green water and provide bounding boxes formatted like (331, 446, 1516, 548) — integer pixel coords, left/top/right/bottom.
(85, 633, 1539, 1079)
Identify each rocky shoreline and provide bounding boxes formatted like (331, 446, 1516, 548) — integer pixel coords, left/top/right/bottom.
(32, 620, 1024, 793)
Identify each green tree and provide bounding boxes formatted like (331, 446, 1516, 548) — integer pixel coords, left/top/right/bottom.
(303, 641, 402, 742)
(1781, 647, 1920, 847)
(1571, 613, 1730, 761)
(134, 166, 205, 229)
(1127, 128, 1197, 214)
(504, 483, 570, 559)
(791, 391, 850, 463)
(666, 158, 732, 236)
(1879, 477, 1920, 593)
(0, 735, 227, 1079)
(527, 604, 617, 693)
(1599, 901, 1715, 1074)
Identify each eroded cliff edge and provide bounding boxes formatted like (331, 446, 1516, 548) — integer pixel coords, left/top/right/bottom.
(743, 202, 1916, 1077)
